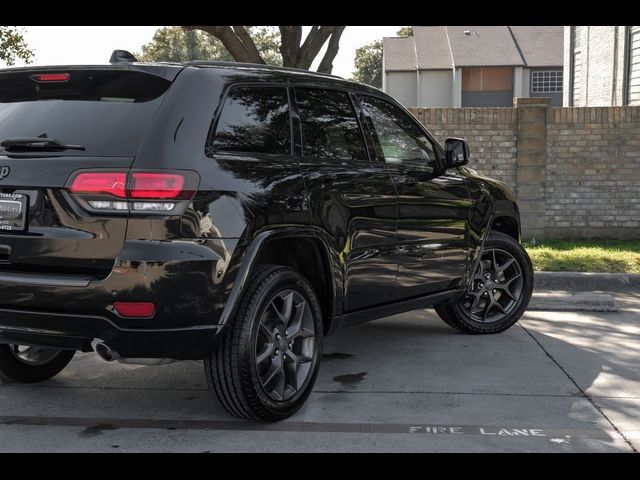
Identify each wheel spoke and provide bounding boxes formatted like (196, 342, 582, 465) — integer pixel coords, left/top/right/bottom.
(496, 258, 515, 273)
(505, 273, 522, 287)
(259, 322, 273, 339)
(286, 351, 312, 364)
(271, 292, 294, 326)
(255, 346, 273, 366)
(497, 285, 518, 301)
(262, 356, 284, 389)
(287, 300, 306, 337)
(468, 292, 482, 314)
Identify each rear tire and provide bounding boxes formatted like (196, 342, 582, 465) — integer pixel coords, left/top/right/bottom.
(435, 232, 533, 334)
(0, 345, 75, 383)
(205, 265, 323, 422)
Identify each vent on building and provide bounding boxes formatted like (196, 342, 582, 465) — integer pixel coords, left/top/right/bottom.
(573, 50, 582, 106)
(628, 26, 640, 106)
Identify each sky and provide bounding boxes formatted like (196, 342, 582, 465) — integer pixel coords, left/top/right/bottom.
(5, 26, 403, 78)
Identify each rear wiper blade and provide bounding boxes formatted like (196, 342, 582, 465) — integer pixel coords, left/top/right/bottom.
(0, 137, 86, 152)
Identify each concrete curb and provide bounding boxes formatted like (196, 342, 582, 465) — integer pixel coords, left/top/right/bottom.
(528, 292, 618, 312)
(534, 271, 640, 291)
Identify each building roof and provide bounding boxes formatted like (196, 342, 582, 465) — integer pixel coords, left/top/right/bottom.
(383, 26, 563, 71)
(509, 26, 565, 67)
(382, 37, 417, 71)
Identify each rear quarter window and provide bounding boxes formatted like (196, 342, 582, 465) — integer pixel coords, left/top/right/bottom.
(208, 85, 291, 156)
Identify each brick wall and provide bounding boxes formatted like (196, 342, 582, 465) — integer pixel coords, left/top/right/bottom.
(412, 108, 518, 189)
(409, 101, 640, 240)
(545, 106, 640, 238)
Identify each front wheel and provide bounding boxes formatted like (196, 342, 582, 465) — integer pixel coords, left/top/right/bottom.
(205, 265, 323, 422)
(435, 232, 533, 334)
(0, 345, 75, 383)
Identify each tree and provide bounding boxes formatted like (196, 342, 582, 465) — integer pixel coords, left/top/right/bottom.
(396, 26, 414, 37)
(183, 26, 346, 73)
(0, 26, 34, 66)
(352, 40, 383, 88)
(350, 26, 414, 88)
(137, 26, 281, 64)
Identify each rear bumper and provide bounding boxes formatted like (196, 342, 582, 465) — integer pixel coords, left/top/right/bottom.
(0, 307, 221, 359)
(0, 239, 240, 359)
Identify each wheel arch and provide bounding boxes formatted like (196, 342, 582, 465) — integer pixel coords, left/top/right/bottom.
(217, 228, 339, 336)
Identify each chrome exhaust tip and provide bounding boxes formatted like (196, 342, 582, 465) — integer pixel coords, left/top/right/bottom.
(91, 339, 119, 362)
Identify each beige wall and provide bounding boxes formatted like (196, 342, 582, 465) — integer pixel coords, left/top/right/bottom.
(418, 70, 453, 107)
(385, 71, 417, 108)
(385, 70, 453, 107)
(566, 26, 628, 106)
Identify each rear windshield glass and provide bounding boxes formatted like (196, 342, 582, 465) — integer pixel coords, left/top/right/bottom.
(0, 70, 171, 157)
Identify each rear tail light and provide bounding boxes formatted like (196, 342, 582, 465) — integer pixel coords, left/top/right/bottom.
(66, 170, 198, 215)
(129, 173, 186, 199)
(69, 172, 127, 198)
(113, 302, 156, 318)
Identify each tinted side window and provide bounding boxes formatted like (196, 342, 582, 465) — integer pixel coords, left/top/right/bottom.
(210, 85, 291, 155)
(359, 95, 437, 166)
(295, 88, 368, 161)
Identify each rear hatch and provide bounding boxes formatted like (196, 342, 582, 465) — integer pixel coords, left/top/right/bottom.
(0, 67, 175, 278)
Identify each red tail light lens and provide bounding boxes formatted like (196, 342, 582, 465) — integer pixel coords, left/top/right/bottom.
(113, 302, 156, 318)
(30, 73, 70, 82)
(69, 172, 127, 198)
(130, 173, 186, 199)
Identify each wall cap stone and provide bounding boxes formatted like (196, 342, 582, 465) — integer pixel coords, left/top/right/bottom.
(514, 97, 550, 107)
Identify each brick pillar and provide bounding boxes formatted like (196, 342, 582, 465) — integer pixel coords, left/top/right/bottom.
(514, 97, 549, 241)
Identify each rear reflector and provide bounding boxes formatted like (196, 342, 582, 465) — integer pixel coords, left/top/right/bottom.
(30, 73, 70, 82)
(70, 172, 127, 198)
(113, 302, 156, 318)
(130, 173, 185, 199)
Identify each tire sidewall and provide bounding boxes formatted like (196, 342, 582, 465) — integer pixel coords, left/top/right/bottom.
(238, 269, 323, 417)
(0, 346, 75, 383)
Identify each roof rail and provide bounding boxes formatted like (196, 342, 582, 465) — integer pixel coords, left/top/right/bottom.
(181, 60, 344, 80)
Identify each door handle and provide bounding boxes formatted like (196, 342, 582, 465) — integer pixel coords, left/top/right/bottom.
(395, 175, 418, 187)
(322, 173, 337, 186)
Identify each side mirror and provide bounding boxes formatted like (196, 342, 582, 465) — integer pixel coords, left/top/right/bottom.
(444, 137, 470, 168)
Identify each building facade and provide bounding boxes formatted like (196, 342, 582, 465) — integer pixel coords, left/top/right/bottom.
(383, 26, 564, 108)
(564, 26, 640, 107)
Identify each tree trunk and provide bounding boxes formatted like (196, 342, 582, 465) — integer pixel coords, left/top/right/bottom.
(317, 26, 345, 74)
(184, 25, 346, 73)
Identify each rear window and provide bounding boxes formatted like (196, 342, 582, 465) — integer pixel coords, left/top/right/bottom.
(0, 70, 171, 157)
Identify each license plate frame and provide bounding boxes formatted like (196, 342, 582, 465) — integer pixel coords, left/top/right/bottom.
(0, 193, 28, 232)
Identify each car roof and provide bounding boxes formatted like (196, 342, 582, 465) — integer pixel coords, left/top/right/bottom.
(0, 60, 384, 96)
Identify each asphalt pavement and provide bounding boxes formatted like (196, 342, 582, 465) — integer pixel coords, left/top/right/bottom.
(1, 289, 638, 452)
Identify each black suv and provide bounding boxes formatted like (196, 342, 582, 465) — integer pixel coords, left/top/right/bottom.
(0, 60, 533, 421)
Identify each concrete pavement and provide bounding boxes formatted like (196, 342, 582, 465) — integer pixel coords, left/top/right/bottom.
(0, 290, 638, 452)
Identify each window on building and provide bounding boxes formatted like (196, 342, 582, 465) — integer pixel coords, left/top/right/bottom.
(210, 85, 291, 155)
(531, 70, 563, 94)
(295, 88, 368, 161)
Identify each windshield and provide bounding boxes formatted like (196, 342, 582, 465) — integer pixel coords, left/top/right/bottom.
(0, 69, 171, 157)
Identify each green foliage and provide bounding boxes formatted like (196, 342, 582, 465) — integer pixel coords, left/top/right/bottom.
(137, 26, 282, 65)
(396, 26, 414, 37)
(0, 26, 34, 66)
(525, 240, 640, 273)
(351, 40, 382, 88)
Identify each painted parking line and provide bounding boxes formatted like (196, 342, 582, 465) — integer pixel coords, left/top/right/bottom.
(0, 415, 619, 441)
